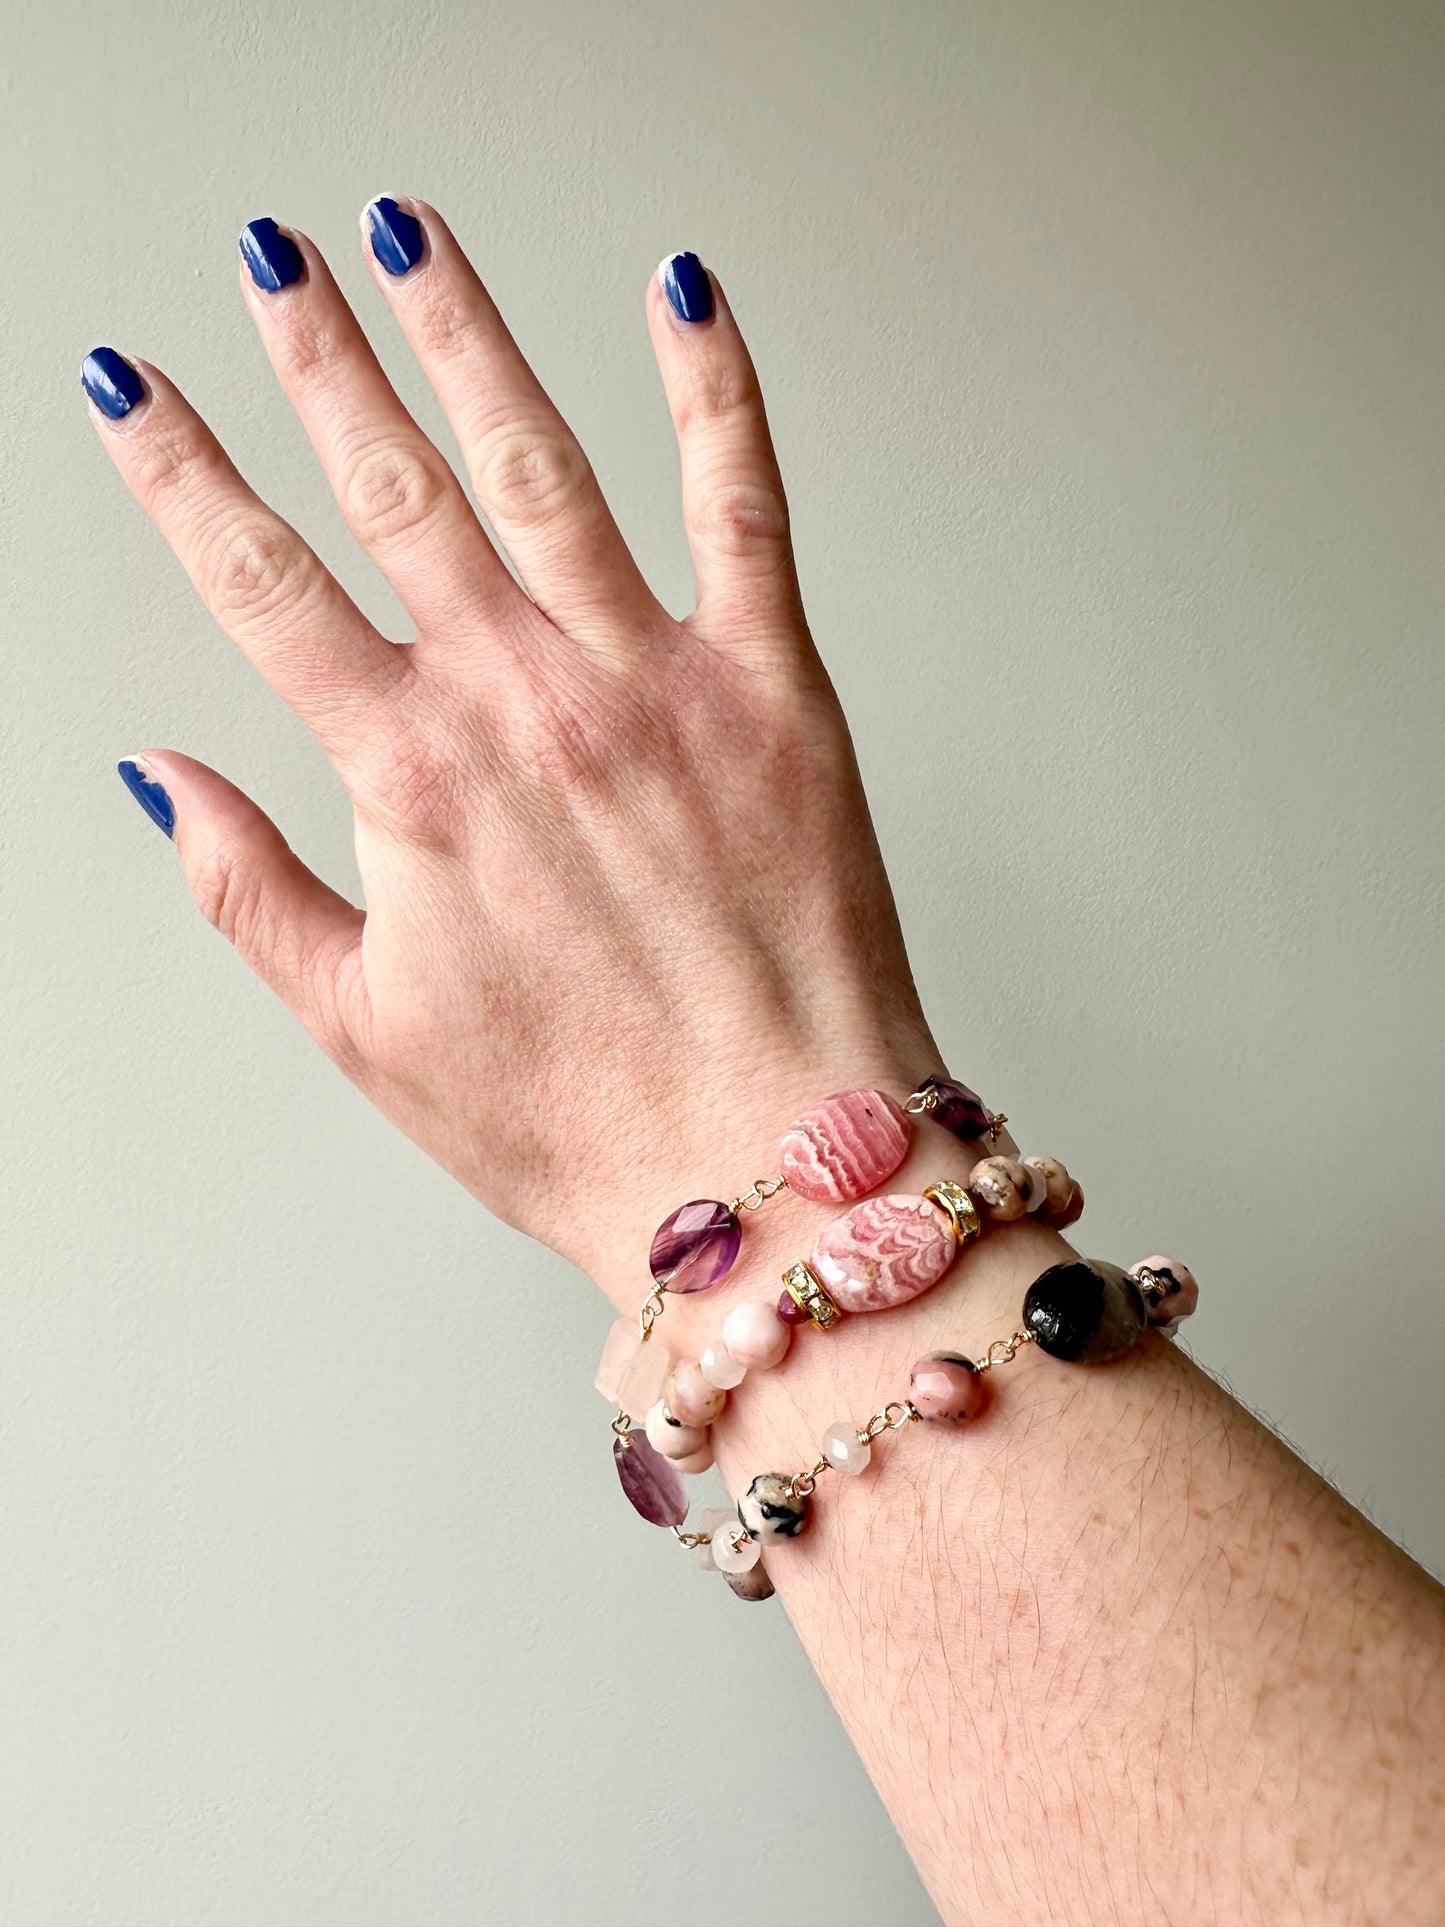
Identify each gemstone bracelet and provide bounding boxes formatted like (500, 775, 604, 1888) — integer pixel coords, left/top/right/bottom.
(702, 1254, 1200, 1600)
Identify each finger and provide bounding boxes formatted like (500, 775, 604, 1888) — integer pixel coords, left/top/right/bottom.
(82, 347, 408, 751)
(647, 253, 806, 654)
(116, 749, 369, 1070)
(359, 194, 657, 648)
(236, 217, 520, 648)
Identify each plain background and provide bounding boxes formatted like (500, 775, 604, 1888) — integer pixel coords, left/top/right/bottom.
(4, 1, 1443, 1921)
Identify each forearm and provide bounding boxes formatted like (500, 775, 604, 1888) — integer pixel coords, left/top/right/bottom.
(597, 1113, 1445, 1926)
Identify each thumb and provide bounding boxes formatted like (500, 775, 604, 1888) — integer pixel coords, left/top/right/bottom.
(117, 750, 368, 1069)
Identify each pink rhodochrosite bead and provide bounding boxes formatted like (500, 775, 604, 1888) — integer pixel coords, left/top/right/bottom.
(809, 1193, 957, 1314)
(722, 1299, 792, 1370)
(777, 1089, 911, 1204)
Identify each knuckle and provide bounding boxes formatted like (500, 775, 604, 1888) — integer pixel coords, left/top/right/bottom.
(192, 839, 269, 954)
(129, 417, 219, 504)
(354, 725, 470, 847)
(202, 515, 316, 626)
(340, 437, 456, 550)
(686, 472, 791, 556)
(676, 359, 762, 437)
(473, 422, 592, 531)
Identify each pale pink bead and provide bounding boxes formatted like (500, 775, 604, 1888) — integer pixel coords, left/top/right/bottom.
(644, 1400, 709, 1461)
(810, 1192, 957, 1313)
(1132, 1254, 1199, 1326)
(673, 1440, 716, 1475)
(908, 1352, 987, 1423)
(1055, 1182, 1085, 1229)
(821, 1422, 872, 1476)
(699, 1342, 747, 1390)
(722, 1299, 792, 1370)
(693, 1506, 736, 1566)
(777, 1088, 911, 1203)
(595, 1317, 671, 1415)
(711, 1522, 761, 1573)
(667, 1361, 727, 1427)
(968, 1155, 1033, 1221)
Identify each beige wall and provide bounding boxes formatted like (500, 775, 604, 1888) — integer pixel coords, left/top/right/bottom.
(5, 1, 1443, 1920)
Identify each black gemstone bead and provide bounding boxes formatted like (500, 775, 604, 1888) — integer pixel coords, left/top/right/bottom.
(1022, 1259, 1147, 1363)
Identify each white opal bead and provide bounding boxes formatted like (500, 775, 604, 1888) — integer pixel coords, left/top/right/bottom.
(722, 1299, 792, 1370)
(821, 1421, 872, 1476)
(699, 1342, 748, 1390)
(644, 1400, 709, 1461)
(711, 1522, 761, 1573)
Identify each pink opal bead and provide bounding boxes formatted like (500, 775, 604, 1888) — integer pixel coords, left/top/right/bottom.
(1055, 1182, 1085, 1229)
(723, 1299, 792, 1370)
(968, 1155, 1034, 1221)
(1133, 1254, 1199, 1326)
(644, 1400, 709, 1461)
(909, 1352, 987, 1423)
(809, 1192, 957, 1314)
(1025, 1156, 1074, 1218)
(666, 1361, 727, 1428)
(699, 1342, 747, 1390)
(777, 1088, 911, 1204)
(673, 1440, 716, 1476)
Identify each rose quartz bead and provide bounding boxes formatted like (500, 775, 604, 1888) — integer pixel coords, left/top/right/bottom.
(968, 1155, 1034, 1221)
(723, 1299, 792, 1370)
(909, 1352, 987, 1423)
(821, 1422, 872, 1475)
(1132, 1254, 1199, 1327)
(666, 1361, 727, 1428)
(711, 1522, 761, 1573)
(699, 1341, 747, 1390)
(810, 1192, 957, 1313)
(595, 1317, 671, 1415)
(644, 1400, 709, 1462)
(777, 1088, 911, 1204)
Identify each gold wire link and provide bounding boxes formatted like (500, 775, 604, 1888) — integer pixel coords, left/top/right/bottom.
(974, 1328, 1036, 1373)
(789, 1399, 919, 1498)
(903, 1085, 939, 1116)
(637, 1282, 667, 1342)
(672, 1526, 713, 1549)
(611, 1409, 634, 1441)
(728, 1173, 789, 1214)
(789, 1457, 830, 1500)
(1133, 1266, 1168, 1304)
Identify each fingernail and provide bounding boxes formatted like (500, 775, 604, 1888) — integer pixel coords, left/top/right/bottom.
(365, 196, 425, 277)
(82, 346, 146, 421)
(117, 759, 175, 837)
(239, 217, 305, 293)
(659, 251, 713, 324)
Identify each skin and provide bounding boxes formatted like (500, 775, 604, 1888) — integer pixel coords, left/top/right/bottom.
(91, 198, 1445, 1926)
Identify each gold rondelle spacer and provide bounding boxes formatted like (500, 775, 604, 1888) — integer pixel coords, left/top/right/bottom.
(781, 1260, 841, 1330)
(922, 1179, 982, 1246)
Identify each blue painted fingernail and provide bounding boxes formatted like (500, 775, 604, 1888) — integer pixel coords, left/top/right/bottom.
(660, 252, 713, 324)
(82, 347, 146, 421)
(366, 196, 425, 277)
(117, 759, 175, 837)
(239, 217, 305, 293)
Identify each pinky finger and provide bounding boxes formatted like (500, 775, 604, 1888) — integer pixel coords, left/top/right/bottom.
(116, 751, 369, 1069)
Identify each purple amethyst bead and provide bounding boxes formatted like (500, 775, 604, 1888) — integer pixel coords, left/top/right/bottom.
(917, 1075, 992, 1143)
(648, 1199, 741, 1292)
(614, 1431, 689, 1528)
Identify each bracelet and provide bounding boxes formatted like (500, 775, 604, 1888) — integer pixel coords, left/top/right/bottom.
(596, 1076, 1013, 1423)
(705, 1255, 1200, 1597)
(635, 1146, 1083, 1479)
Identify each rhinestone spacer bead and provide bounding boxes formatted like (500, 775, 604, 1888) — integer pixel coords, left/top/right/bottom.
(780, 1260, 842, 1330)
(920, 1179, 982, 1246)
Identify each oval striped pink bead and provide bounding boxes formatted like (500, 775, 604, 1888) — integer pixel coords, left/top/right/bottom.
(777, 1088, 911, 1204)
(809, 1192, 957, 1313)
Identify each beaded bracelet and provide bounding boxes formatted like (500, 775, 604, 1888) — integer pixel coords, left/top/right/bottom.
(635, 1146, 1084, 1478)
(597, 1076, 1048, 1417)
(703, 1255, 1201, 1597)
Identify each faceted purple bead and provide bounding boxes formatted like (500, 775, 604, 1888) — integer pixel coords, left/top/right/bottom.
(648, 1199, 741, 1292)
(918, 1075, 992, 1142)
(614, 1431, 688, 1528)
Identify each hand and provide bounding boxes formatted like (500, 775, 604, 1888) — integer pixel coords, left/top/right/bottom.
(93, 201, 939, 1305)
